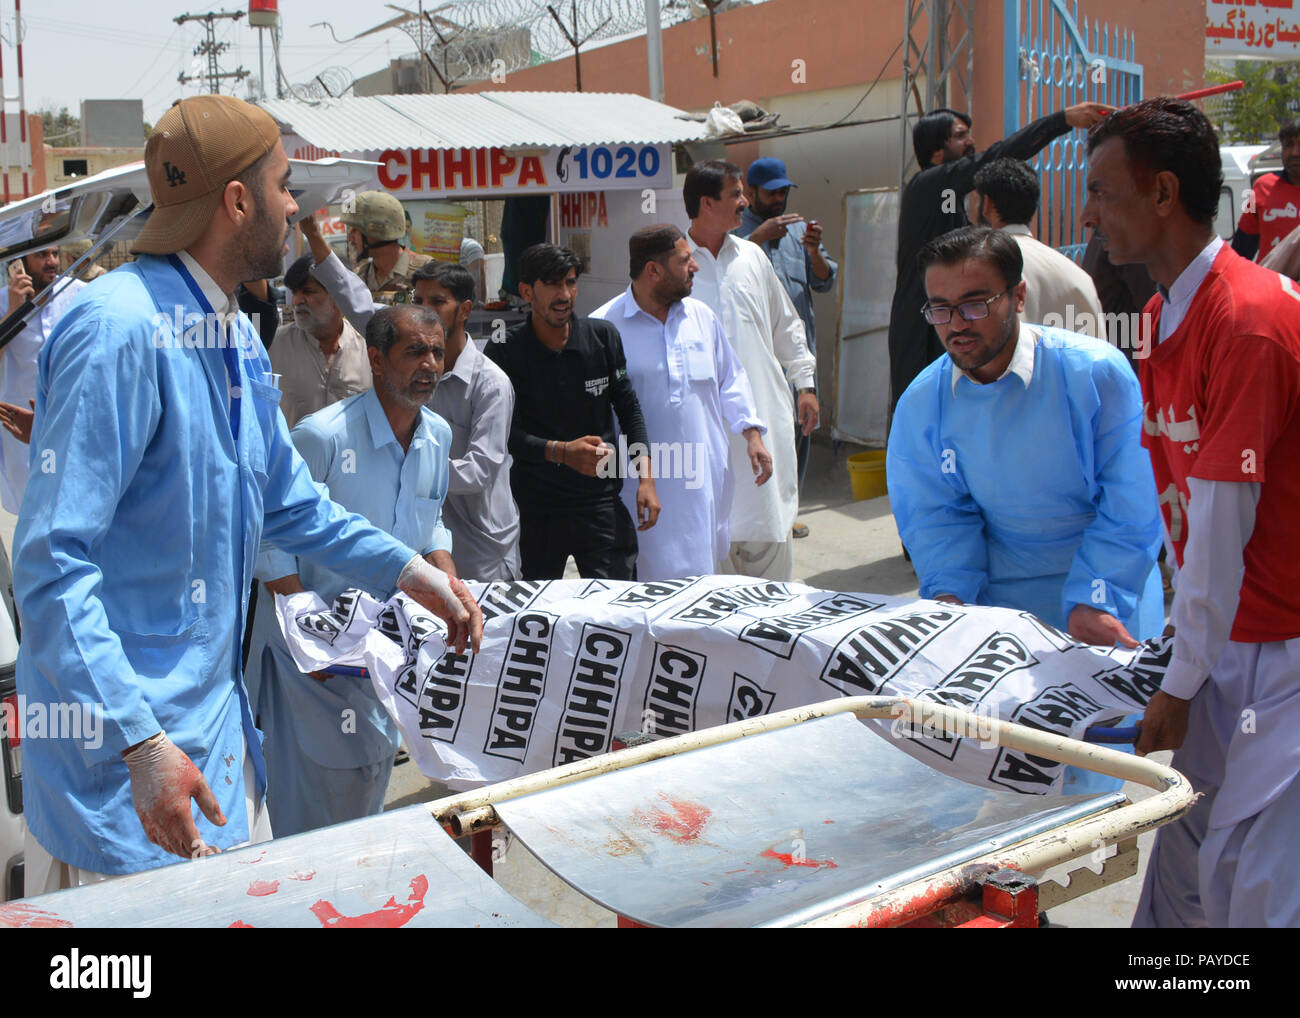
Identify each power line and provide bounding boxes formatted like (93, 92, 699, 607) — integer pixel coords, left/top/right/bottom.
(175, 9, 250, 95)
(120, 24, 184, 97)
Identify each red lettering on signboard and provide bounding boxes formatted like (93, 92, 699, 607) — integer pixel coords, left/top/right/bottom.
(491, 148, 517, 188)
(444, 149, 474, 190)
(409, 149, 440, 191)
(559, 192, 610, 229)
(475, 148, 488, 188)
(518, 155, 546, 187)
(293, 143, 340, 160)
(378, 149, 408, 189)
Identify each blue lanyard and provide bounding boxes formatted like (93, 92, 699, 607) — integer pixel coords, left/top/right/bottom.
(167, 254, 242, 441)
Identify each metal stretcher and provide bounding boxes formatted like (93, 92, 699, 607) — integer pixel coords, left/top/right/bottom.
(0, 697, 1194, 928)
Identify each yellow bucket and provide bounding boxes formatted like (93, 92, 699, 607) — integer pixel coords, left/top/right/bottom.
(847, 450, 888, 501)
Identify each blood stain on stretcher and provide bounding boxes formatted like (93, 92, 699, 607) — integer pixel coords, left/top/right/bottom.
(760, 847, 839, 870)
(602, 831, 641, 857)
(0, 902, 74, 927)
(309, 873, 429, 928)
(633, 794, 713, 844)
(247, 879, 280, 896)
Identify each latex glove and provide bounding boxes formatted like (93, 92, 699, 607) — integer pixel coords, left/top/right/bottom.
(397, 553, 483, 654)
(122, 732, 226, 859)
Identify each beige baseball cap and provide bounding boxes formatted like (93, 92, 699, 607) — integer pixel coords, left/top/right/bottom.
(132, 94, 281, 255)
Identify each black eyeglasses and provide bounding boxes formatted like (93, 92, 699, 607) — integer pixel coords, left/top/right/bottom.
(921, 288, 1011, 325)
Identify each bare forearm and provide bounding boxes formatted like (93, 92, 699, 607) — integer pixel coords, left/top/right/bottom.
(428, 550, 458, 580)
(263, 574, 307, 597)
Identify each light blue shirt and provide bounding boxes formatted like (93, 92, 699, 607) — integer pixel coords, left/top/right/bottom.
(249, 388, 453, 769)
(256, 388, 454, 596)
(887, 325, 1164, 637)
(13, 254, 416, 874)
(310, 250, 520, 580)
(735, 207, 838, 356)
(1156, 235, 1223, 343)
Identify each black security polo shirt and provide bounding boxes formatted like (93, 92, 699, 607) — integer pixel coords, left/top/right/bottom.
(486, 315, 650, 510)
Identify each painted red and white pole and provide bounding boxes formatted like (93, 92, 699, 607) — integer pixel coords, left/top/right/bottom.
(1175, 80, 1244, 103)
(15, 0, 28, 197)
(0, 8, 9, 206)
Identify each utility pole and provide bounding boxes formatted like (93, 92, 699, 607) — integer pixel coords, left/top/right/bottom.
(175, 9, 250, 95)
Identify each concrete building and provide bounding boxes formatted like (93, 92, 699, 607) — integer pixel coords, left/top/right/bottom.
(455, 0, 1206, 440)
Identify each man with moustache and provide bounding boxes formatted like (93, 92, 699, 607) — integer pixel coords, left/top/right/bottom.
(340, 191, 430, 301)
(486, 243, 659, 580)
(13, 95, 481, 885)
(1084, 98, 1300, 927)
(297, 218, 520, 582)
(0, 247, 85, 513)
(269, 253, 371, 428)
(1232, 115, 1300, 262)
(886, 226, 1164, 652)
(592, 224, 771, 580)
(887, 101, 1114, 413)
(685, 160, 816, 582)
(249, 305, 456, 836)
(735, 157, 836, 520)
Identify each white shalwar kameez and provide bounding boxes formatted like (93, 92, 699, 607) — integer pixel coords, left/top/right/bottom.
(689, 233, 815, 578)
(592, 287, 765, 580)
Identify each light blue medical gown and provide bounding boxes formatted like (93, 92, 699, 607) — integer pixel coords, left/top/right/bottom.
(887, 328, 1164, 639)
(887, 330, 1164, 795)
(13, 256, 416, 873)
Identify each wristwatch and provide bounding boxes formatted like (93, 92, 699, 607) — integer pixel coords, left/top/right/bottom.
(796, 387, 816, 396)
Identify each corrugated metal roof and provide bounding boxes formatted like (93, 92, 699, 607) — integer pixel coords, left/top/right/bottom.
(258, 92, 709, 151)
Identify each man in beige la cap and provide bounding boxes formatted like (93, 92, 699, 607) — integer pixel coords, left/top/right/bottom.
(12, 93, 482, 888)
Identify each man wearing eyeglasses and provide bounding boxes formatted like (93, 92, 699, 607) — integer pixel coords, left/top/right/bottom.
(886, 226, 1165, 651)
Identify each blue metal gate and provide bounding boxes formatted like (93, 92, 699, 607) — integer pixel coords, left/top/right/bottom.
(1003, 0, 1143, 260)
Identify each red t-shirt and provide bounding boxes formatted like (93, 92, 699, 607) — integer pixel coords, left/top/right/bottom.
(1140, 246, 1300, 643)
(1236, 171, 1300, 258)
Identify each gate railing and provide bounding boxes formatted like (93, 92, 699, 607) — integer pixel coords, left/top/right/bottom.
(1004, 0, 1143, 261)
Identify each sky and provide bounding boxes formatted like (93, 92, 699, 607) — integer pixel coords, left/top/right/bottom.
(13, 1, 438, 128)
